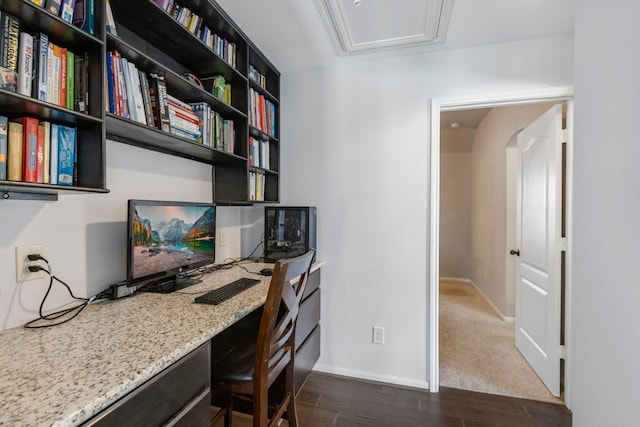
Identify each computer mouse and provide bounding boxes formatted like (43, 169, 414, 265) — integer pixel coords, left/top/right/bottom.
(260, 268, 273, 276)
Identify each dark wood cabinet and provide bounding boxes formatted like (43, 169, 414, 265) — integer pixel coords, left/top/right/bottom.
(106, 0, 280, 204)
(1, 0, 280, 203)
(0, 0, 107, 200)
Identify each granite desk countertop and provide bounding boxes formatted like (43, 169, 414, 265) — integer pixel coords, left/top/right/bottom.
(0, 261, 321, 427)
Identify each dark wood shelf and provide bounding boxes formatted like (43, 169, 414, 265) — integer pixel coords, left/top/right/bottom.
(106, 113, 246, 166)
(106, 33, 247, 121)
(1, 181, 109, 201)
(0, 89, 102, 126)
(249, 125, 278, 142)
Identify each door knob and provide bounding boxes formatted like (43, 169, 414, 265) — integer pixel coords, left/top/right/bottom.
(510, 249, 520, 256)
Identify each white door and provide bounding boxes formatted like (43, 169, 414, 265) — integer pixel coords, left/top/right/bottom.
(515, 104, 563, 397)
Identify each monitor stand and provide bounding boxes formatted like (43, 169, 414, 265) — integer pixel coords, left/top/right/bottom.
(143, 276, 202, 293)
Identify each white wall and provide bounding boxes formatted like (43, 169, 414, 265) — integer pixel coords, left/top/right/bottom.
(572, 0, 640, 424)
(469, 103, 554, 317)
(0, 141, 244, 330)
(439, 152, 471, 279)
(280, 36, 574, 387)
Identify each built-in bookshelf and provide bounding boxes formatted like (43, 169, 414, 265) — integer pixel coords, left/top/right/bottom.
(0, 0, 107, 200)
(106, 0, 281, 204)
(0, 0, 280, 203)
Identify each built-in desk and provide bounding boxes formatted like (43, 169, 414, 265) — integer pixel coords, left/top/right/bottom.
(0, 262, 322, 427)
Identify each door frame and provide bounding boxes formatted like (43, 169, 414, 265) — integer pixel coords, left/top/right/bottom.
(428, 86, 574, 409)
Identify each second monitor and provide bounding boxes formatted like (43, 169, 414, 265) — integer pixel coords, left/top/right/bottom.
(264, 206, 316, 263)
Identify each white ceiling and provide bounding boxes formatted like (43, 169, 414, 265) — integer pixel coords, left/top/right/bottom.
(216, 0, 575, 73)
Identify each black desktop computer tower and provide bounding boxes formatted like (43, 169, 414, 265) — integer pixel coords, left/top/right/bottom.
(264, 206, 316, 263)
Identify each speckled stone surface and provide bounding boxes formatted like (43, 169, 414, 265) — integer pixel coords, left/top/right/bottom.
(0, 262, 321, 427)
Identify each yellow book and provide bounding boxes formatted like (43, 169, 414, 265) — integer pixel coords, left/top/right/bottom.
(7, 122, 23, 181)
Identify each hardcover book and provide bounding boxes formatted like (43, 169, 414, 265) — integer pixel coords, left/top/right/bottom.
(66, 50, 74, 110)
(0, 115, 7, 180)
(31, 0, 46, 6)
(36, 123, 45, 182)
(57, 124, 75, 185)
(0, 12, 21, 92)
(72, 0, 95, 35)
(18, 32, 34, 97)
(148, 73, 170, 133)
(41, 121, 51, 183)
(45, 0, 62, 15)
(21, 117, 39, 183)
(32, 33, 48, 101)
(7, 121, 22, 181)
(49, 123, 58, 184)
(60, 0, 76, 23)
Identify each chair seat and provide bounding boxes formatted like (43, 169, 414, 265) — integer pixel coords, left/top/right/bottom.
(211, 332, 257, 383)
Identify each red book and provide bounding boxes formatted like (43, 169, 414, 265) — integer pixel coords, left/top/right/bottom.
(36, 124, 45, 183)
(21, 117, 39, 183)
(59, 47, 68, 108)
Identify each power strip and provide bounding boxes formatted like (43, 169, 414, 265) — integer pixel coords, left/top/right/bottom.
(109, 282, 136, 299)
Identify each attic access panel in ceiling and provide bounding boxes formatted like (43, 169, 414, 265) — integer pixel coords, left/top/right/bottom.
(317, 0, 453, 55)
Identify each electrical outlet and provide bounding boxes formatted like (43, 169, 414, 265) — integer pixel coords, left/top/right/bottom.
(15, 245, 46, 282)
(372, 326, 385, 344)
(219, 229, 228, 247)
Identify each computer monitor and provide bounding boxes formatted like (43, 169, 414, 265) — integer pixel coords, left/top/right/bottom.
(127, 200, 216, 292)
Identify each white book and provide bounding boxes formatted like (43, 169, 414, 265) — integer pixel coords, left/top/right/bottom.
(127, 62, 147, 125)
(49, 123, 59, 185)
(17, 32, 34, 97)
(46, 43, 55, 104)
(52, 46, 60, 106)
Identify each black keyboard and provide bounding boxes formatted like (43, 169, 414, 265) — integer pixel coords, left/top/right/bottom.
(195, 277, 261, 305)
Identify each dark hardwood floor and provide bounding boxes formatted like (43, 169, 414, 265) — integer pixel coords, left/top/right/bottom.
(211, 372, 572, 426)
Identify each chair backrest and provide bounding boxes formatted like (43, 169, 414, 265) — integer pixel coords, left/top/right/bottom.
(254, 250, 315, 389)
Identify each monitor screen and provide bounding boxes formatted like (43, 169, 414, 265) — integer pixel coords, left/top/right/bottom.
(127, 200, 216, 290)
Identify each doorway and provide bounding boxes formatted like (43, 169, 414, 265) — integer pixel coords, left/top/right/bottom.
(438, 103, 562, 403)
(428, 87, 574, 410)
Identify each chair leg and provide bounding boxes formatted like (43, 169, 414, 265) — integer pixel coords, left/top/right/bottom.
(285, 357, 298, 427)
(224, 397, 233, 427)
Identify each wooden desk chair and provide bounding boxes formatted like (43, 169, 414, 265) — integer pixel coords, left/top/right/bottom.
(210, 250, 315, 427)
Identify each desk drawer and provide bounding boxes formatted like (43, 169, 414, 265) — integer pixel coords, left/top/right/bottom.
(302, 269, 320, 300)
(84, 343, 210, 427)
(295, 325, 320, 393)
(296, 288, 320, 350)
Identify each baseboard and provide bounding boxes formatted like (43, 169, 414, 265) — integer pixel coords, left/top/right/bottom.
(312, 364, 430, 391)
(439, 277, 471, 283)
(440, 277, 515, 322)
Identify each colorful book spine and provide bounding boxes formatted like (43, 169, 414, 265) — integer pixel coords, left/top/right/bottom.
(21, 117, 39, 183)
(0, 115, 7, 180)
(138, 70, 153, 126)
(41, 121, 51, 183)
(59, 47, 67, 107)
(148, 73, 170, 133)
(49, 123, 58, 184)
(45, 0, 62, 15)
(106, 51, 116, 113)
(7, 121, 22, 181)
(66, 50, 74, 110)
(33, 33, 48, 101)
(31, 0, 46, 6)
(0, 12, 21, 92)
(36, 123, 45, 183)
(57, 124, 75, 185)
(17, 32, 34, 96)
(72, 0, 95, 35)
(105, 0, 117, 36)
(59, 0, 76, 23)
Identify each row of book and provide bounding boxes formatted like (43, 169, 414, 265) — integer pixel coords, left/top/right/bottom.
(249, 88, 277, 137)
(30, 0, 96, 35)
(153, 0, 237, 68)
(0, 115, 76, 185)
(249, 170, 266, 202)
(206, 74, 231, 105)
(248, 137, 270, 170)
(190, 102, 235, 153)
(106, 50, 236, 151)
(0, 12, 89, 113)
(249, 65, 267, 91)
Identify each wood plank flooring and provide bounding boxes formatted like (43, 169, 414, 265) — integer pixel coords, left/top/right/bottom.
(211, 372, 572, 426)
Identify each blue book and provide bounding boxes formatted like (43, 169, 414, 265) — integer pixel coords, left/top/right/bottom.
(106, 51, 116, 113)
(0, 115, 7, 179)
(59, 0, 76, 23)
(49, 123, 58, 184)
(57, 125, 75, 186)
(72, 0, 95, 35)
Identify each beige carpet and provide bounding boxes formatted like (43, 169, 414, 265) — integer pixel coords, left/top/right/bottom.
(439, 280, 562, 404)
